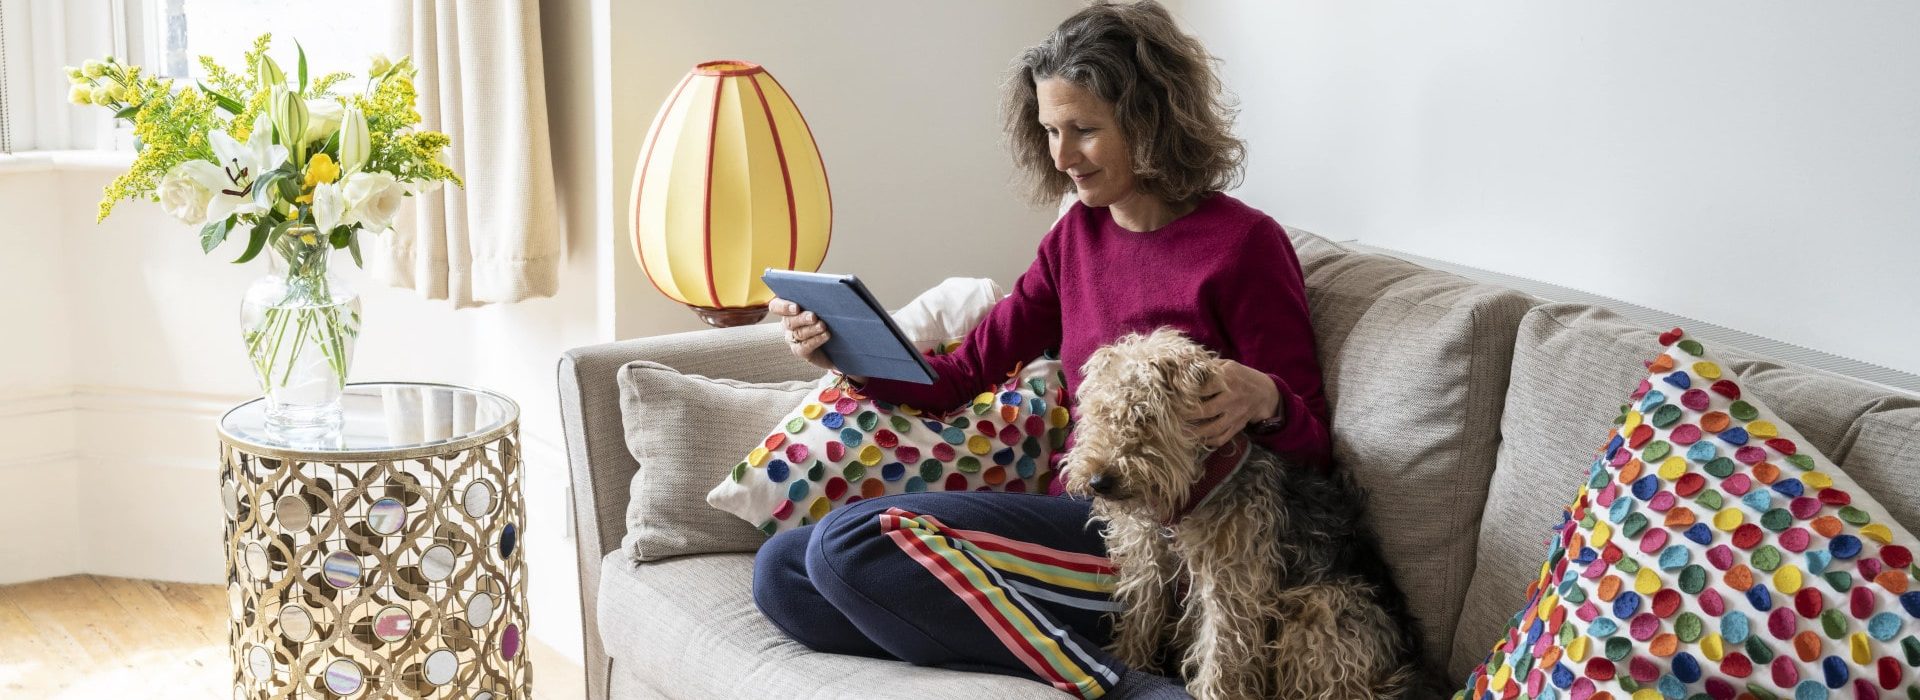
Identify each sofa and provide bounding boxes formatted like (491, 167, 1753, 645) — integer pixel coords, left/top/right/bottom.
(558, 228, 1920, 699)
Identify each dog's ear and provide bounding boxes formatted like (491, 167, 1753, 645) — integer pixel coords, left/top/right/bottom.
(1178, 356, 1220, 395)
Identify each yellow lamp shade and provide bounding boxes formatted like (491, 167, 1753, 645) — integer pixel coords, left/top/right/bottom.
(630, 60, 831, 324)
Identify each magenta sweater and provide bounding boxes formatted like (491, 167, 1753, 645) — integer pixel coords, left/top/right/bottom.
(856, 193, 1333, 494)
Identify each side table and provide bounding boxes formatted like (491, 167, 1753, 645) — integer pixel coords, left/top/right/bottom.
(218, 382, 531, 698)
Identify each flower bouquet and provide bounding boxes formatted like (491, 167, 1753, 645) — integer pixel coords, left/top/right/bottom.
(67, 35, 461, 435)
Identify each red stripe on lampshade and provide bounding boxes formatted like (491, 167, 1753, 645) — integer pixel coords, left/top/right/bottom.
(764, 71, 831, 271)
(633, 72, 696, 303)
(701, 75, 723, 308)
(747, 73, 799, 272)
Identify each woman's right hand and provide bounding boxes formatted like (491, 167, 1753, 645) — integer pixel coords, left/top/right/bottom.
(770, 297, 838, 373)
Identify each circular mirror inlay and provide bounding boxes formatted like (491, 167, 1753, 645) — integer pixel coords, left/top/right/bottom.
(322, 551, 361, 588)
(500, 523, 518, 558)
(325, 659, 364, 695)
(246, 644, 270, 679)
(463, 481, 495, 518)
(423, 648, 459, 685)
(373, 605, 412, 642)
(244, 543, 270, 581)
(279, 605, 313, 642)
(276, 495, 311, 531)
(465, 592, 496, 628)
(421, 545, 455, 582)
(367, 497, 406, 535)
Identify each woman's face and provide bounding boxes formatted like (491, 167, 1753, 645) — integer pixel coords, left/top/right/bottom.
(1036, 77, 1136, 208)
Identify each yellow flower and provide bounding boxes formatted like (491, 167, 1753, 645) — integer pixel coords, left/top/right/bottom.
(303, 153, 340, 189)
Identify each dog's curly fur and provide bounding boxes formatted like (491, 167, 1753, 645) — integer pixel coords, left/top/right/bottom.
(1064, 328, 1432, 700)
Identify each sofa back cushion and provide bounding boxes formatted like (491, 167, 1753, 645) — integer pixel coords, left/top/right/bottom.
(618, 361, 814, 561)
(1286, 228, 1542, 670)
(1449, 302, 1920, 680)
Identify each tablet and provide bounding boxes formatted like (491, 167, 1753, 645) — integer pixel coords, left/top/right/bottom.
(762, 269, 939, 385)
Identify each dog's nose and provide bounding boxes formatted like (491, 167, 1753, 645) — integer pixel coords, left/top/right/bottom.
(1088, 473, 1118, 497)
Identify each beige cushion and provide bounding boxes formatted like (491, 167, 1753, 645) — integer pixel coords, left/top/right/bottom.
(1448, 302, 1920, 680)
(598, 551, 1067, 699)
(1285, 225, 1351, 268)
(618, 361, 813, 561)
(1297, 243, 1541, 671)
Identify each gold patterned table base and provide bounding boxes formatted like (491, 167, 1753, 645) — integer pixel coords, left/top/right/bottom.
(220, 434, 531, 698)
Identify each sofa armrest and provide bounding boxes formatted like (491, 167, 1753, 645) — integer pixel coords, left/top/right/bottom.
(556, 321, 822, 698)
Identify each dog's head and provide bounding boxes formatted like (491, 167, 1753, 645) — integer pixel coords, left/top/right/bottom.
(1062, 327, 1222, 520)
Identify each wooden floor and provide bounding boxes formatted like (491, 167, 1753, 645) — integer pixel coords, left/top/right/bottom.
(0, 575, 583, 699)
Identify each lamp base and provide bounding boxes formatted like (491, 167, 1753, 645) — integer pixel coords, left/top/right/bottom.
(690, 304, 768, 328)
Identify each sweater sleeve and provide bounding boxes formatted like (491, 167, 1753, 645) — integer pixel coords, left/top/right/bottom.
(1214, 220, 1334, 469)
(854, 230, 1065, 413)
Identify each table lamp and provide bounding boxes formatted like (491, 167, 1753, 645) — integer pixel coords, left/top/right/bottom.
(630, 60, 832, 327)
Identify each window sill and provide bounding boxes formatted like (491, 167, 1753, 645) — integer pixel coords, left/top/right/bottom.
(0, 150, 137, 176)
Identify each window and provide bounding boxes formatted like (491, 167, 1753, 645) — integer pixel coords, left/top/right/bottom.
(148, 0, 399, 82)
(1, 0, 33, 153)
(0, 0, 397, 153)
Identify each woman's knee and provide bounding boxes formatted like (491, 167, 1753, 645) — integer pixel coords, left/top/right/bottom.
(751, 526, 815, 625)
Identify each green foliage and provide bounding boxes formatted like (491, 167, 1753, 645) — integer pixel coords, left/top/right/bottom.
(70, 32, 462, 259)
(99, 84, 219, 221)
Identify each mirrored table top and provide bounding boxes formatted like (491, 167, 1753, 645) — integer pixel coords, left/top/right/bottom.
(219, 382, 519, 458)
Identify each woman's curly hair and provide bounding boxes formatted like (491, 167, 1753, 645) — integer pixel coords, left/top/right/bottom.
(1003, 0, 1245, 208)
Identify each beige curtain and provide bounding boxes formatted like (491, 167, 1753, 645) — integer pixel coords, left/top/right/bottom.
(374, 0, 560, 307)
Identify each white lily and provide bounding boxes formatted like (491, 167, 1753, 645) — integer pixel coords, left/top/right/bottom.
(311, 182, 349, 235)
(338, 105, 370, 174)
(206, 112, 290, 222)
(270, 88, 309, 159)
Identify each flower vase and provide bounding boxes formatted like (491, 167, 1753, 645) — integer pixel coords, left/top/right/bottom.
(240, 227, 362, 438)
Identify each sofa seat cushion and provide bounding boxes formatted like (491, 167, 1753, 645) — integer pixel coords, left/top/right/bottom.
(597, 551, 1068, 699)
(1291, 238, 1542, 670)
(1452, 302, 1920, 681)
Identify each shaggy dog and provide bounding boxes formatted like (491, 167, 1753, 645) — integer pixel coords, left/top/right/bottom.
(1063, 327, 1429, 700)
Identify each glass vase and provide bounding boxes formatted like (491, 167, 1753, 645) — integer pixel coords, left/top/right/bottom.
(239, 227, 362, 439)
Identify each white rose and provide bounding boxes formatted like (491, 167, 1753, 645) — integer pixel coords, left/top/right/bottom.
(312, 182, 349, 234)
(304, 98, 343, 144)
(157, 160, 228, 226)
(342, 172, 405, 231)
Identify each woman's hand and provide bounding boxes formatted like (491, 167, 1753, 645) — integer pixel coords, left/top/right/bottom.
(1185, 359, 1281, 449)
(770, 297, 838, 373)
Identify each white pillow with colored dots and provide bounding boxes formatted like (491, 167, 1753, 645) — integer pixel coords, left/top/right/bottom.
(706, 354, 1070, 535)
(1456, 329, 1920, 700)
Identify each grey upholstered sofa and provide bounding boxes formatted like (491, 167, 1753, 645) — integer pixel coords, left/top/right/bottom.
(558, 228, 1920, 699)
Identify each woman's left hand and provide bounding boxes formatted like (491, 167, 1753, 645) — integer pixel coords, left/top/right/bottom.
(1185, 359, 1280, 449)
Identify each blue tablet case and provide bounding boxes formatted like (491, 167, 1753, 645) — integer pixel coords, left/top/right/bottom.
(761, 269, 939, 384)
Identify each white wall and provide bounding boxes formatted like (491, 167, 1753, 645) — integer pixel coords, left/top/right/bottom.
(1180, 1, 1920, 375)
(0, 167, 80, 583)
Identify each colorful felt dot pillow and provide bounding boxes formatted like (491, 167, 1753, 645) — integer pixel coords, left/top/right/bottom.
(1458, 329, 1920, 700)
(706, 354, 1070, 535)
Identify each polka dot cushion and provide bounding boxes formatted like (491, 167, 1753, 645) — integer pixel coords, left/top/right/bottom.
(706, 348, 1070, 535)
(1457, 329, 1920, 700)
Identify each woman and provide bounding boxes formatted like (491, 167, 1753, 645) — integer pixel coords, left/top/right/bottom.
(755, 2, 1331, 698)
